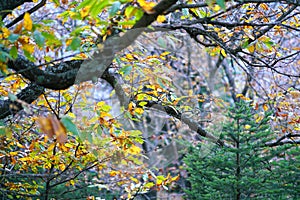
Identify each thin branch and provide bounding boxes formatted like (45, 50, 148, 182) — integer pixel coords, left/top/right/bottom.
(6, 0, 46, 28)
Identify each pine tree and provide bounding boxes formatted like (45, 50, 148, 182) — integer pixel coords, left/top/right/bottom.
(184, 100, 300, 200)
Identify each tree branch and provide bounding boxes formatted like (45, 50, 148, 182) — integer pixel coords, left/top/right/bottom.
(5, 0, 46, 28)
(2, 0, 178, 119)
(0, 83, 44, 119)
(0, 0, 32, 19)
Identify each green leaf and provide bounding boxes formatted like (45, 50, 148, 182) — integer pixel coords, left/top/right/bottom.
(41, 19, 54, 24)
(23, 50, 35, 62)
(125, 6, 136, 19)
(119, 65, 132, 75)
(216, 0, 226, 10)
(33, 30, 45, 48)
(9, 46, 18, 59)
(8, 34, 19, 42)
(118, 20, 136, 26)
(61, 117, 81, 139)
(263, 41, 274, 49)
(67, 37, 81, 51)
(0, 51, 12, 62)
(109, 1, 121, 17)
(101, 104, 111, 112)
(8, 92, 17, 101)
(89, 0, 109, 17)
(0, 121, 6, 135)
(52, 0, 60, 6)
(77, 0, 96, 10)
(242, 39, 249, 48)
(41, 31, 62, 46)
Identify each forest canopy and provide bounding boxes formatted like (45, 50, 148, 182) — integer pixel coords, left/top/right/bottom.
(0, 0, 299, 199)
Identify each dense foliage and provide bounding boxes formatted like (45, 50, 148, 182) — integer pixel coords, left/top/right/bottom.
(184, 100, 300, 200)
(0, 0, 299, 199)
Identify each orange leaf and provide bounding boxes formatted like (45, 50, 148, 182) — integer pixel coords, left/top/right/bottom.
(37, 116, 55, 138)
(263, 104, 268, 111)
(13, 23, 23, 34)
(37, 115, 68, 143)
(61, 0, 68, 5)
(260, 3, 269, 10)
(247, 45, 255, 53)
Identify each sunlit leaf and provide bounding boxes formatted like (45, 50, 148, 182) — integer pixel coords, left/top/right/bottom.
(9, 46, 18, 59)
(244, 125, 251, 130)
(157, 15, 166, 23)
(263, 104, 268, 111)
(24, 13, 33, 31)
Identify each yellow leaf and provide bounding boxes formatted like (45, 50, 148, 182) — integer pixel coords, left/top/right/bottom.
(236, 94, 244, 98)
(126, 53, 134, 60)
(66, 38, 72, 46)
(96, 101, 105, 107)
(130, 177, 139, 184)
(241, 96, 251, 101)
(80, 6, 90, 18)
(24, 12, 33, 31)
(245, 125, 251, 130)
(69, 179, 75, 186)
(0, 62, 8, 73)
(220, 49, 227, 57)
(137, 0, 156, 14)
(109, 170, 119, 176)
(9, 151, 19, 156)
(1, 27, 10, 38)
(47, 143, 56, 151)
(128, 102, 135, 112)
(22, 43, 35, 53)
(290, 91, 300, 98)
(247, 45, 255, 53)
(19, 157, 31, 162)
(16, 142, 25, 148)
(171, 174, 180, 182)
(213, 5, 221, 12)
(263, 104, 268, 111)
(59, 163, 66, 171)
(67, 112, 76, 118)
(255, 115, 263, 123)
(128, 145, 141, 155)
(134, 107, 144, 115)
(157, 15, 166, 23)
